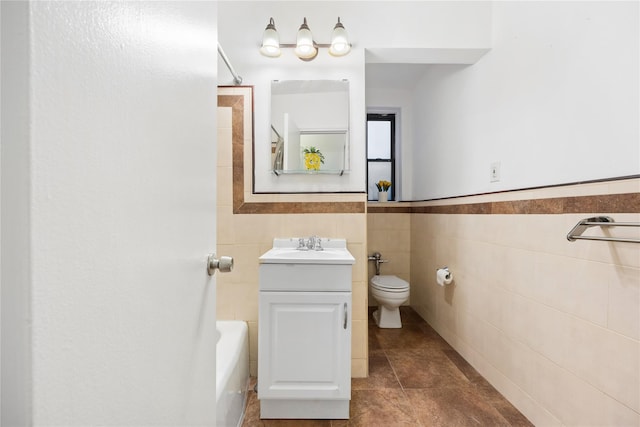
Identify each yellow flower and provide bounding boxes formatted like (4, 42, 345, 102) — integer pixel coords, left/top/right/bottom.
(376, 180, 391, 191)
(304, 152, 322, 170)
(303, 146, 325, 171)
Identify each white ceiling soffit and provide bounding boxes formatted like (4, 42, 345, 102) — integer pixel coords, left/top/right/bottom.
(366, 63, 442, 90)
(365, 48, 490, 64)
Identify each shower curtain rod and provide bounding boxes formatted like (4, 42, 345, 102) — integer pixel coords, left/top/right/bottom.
(217, 42, 243, 85)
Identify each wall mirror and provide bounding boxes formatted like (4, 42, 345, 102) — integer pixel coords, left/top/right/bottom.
(270, 80, 349, 175)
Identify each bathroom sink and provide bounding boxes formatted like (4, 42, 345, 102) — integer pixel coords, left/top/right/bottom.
(259, 238, 355, 265)
(259, 248, 355, 264)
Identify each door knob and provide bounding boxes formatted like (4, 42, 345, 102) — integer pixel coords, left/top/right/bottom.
(207, 253, 234, 276)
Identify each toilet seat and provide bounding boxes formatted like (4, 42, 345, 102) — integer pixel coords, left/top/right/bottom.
(371, 275, 409, 292)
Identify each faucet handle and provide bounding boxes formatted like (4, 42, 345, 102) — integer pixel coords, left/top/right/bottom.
(297, 237, 308, 250)
(313, 236, 323, 251)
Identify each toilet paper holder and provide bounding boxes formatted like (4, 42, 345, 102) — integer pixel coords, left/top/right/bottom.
(436, 267, 453, 286)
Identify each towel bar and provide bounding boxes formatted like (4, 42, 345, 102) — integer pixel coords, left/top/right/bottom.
(567, 216, 640, 244)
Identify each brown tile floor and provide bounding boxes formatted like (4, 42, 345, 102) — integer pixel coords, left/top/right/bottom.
(242, 307, 533, 427)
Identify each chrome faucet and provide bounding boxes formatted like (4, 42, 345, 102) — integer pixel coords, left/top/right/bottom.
(306, 235, 323, 251)
(312, 236, 323, 251)
(297, 237, 308, 250)
(297, 236, 323, 251)
(367, 252, 388, 275)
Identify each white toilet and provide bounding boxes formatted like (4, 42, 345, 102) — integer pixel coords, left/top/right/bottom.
(370, 275, 410, 328)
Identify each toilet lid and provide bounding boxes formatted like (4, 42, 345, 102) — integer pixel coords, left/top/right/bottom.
(371, 275, 409, 291)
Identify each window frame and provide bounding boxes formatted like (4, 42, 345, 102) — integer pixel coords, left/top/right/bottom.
(366, 113, 396, 201)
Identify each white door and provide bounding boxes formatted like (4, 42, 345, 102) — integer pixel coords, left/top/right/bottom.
(11, 2, 220, 425)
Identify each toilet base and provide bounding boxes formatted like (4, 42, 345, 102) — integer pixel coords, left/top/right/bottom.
(373, 306, 402, 328)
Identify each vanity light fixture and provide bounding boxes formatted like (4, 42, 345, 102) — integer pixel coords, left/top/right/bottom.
(259, 17, 351, 61)
(294, 18, 318, 61)
(259, 17, 281, 57)
(329, 17, 351, 57)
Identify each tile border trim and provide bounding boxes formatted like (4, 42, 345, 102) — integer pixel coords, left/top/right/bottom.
(369, 192, 640, 214)
(218, 88, 366, 215)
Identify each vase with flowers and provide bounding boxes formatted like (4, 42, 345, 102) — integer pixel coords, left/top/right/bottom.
(303, 146, 325, 172)
(376, 180, 392, 202)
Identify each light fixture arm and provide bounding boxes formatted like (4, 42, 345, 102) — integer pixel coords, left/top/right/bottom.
(299, 17, 311, 32)
(265, 17, 276, 32)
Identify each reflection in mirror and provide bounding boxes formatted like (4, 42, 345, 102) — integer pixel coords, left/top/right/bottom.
(270, 80, 349, 174)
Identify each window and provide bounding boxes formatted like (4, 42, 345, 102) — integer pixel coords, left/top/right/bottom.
(367, 113, 395, 201)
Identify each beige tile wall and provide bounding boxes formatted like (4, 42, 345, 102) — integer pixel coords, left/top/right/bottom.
(366, 211, 412, 304)
(409, 180, 640, 426)
(216, 107, 368, 378)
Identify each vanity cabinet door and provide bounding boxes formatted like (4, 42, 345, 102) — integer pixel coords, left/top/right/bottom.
(258, 291, 351, 400)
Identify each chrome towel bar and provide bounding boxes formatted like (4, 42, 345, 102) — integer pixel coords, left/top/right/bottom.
(567, 216, 640, 243)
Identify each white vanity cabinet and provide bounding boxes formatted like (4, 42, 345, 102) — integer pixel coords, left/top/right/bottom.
(258, 291, 351, 416)
(258, 238, 355, 419)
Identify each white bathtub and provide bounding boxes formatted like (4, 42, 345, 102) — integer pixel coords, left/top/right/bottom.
(216, 321, 250, 427)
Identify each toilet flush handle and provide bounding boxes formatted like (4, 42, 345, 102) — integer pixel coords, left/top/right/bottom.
(368, 252, 388, 275)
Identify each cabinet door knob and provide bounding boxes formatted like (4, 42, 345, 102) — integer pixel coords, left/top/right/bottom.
(207, 254, 234, 276)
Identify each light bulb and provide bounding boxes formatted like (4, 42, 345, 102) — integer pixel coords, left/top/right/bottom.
(329, 17, 350, 56)
(294, 18, 318, 60)
(260, 18, 280, 57)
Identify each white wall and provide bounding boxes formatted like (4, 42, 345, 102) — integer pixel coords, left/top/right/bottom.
(218, 1, 491, 194)
(1, 2, 32, 425)
(366, 88, 414, 200)
(410, 1, 639, 200)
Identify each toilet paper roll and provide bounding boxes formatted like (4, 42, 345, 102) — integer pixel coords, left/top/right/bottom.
(436, 268, 453, 286)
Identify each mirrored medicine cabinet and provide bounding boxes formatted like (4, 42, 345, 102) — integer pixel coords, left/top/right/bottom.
(269, 80, 349, 175)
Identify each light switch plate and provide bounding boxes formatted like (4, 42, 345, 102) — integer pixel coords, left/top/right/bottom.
(490, 162, 501, 182)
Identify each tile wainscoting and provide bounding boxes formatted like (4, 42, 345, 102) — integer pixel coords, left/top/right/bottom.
(368, 177, 639, 426)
